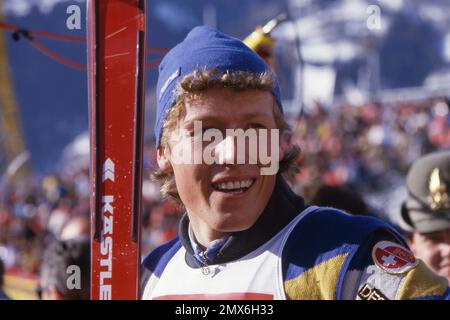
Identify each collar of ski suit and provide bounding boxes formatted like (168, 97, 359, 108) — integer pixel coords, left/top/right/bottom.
(178, 174, 307, 268)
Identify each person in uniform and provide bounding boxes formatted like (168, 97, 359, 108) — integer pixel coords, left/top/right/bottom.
(141, 25, 450, 300)
(399, 151, 450, 283)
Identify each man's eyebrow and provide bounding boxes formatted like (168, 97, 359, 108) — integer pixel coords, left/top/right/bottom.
(423, 231, 444, 237)
(183, 112, 272, 125)
(182, 114, 223, 127)
(240, 112, 273, 122)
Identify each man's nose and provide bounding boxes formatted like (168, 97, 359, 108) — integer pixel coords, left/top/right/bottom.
(215, 135, 238, 165)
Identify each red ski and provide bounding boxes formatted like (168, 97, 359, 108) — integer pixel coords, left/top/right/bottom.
(87, 0, 146, 300)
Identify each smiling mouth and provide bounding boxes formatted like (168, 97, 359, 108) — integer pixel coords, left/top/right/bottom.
(211, 179, 256, 194)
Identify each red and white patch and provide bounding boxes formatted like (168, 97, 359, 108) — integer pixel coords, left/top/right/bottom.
(372, 241, 418, 274)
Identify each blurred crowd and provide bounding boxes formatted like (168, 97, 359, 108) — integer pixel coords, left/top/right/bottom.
(290, 96, 450, 196)
(1, 96, 450, 298)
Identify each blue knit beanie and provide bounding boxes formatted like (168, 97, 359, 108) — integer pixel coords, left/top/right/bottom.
(154, 25, 283, 147)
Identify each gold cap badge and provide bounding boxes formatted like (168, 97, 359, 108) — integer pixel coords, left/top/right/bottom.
(428, 168, 450, 210)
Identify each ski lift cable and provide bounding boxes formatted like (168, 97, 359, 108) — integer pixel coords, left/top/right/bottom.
(0, 21, 84, 43)
(0, 20, 169, 54)
(29, 38, 86, 71)
(0, 20, 166, 70)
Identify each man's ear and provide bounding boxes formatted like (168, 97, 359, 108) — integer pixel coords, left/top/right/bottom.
(157, 148, 173, 173)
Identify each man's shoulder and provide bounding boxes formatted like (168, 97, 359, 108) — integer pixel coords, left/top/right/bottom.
(140, 237, 182, 298)
(142, 237, 182, 275)
(281, 207, 450, 300)
(281, 206, 401, 283)
(290, 206, 399, 242)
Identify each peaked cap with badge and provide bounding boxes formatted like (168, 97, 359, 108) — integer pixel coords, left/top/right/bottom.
(400, 150, 450, 233)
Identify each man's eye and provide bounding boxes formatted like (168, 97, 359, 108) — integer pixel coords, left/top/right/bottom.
(427, 236, 442, 242)
(424, 234, 443, 243)
(202, 127, 220, 134)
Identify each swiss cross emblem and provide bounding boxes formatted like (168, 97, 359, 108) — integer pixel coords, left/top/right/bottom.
(372, 241, 418, 274)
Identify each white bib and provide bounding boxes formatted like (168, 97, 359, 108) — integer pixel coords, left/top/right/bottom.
(142, 206, 318, 300)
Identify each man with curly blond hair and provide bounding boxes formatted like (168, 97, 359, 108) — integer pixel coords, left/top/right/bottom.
(141, 26, 449, 300)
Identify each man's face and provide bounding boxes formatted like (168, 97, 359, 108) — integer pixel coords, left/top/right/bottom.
(409, 228, 450, 281)
(160, 87, 279, 245)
